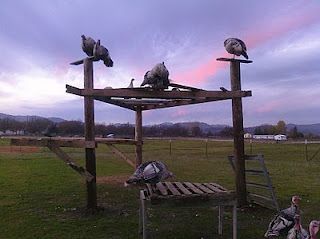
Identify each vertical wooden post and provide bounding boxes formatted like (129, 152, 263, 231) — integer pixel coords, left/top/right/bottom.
(135, 106, 143, 167)
(230, 60, 247, 207)
(83, 58, 97, 210)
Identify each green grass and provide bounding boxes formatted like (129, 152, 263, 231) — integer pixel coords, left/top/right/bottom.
(1, 138, 320, 238)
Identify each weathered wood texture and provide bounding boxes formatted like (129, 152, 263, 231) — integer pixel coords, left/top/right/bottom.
(107, 145, 135, 168)
(83, 58, 97, 210)
(66, 84, 251, 100)
(145, 182, 236, 202)
(135, 107, 143, 167)
(140, 182, 237, 239)
(47, 142, 93, 181)
(229, 60, 247, 207)
(9, 137, 96, 148)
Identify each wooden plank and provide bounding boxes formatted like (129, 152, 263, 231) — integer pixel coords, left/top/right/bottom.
(70, 56, 95, 65)
(184, 182, 204, 194)
(203, 183, 225, 193)
(66, 84, 252, 100)
(155, 182, 168, 196)
(193, 183, 215, 193)
(10, 137, 96, 148)
(216, 57, 253, 64)
(96, 138, 138, 145)
(209, 183, 228, 191)
(164, 182, 181, 196)
(174, 182, 193, 195)
(47, 143, 93, 181)
(168, 83, 203, 91)
(107, 145, 135, 168)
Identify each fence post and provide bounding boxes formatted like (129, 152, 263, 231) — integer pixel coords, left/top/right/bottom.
(305, 139, 308, 161)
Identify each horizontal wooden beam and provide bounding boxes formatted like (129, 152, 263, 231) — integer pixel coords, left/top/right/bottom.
(66, 84, 252, 100)
(9, 137, 138, 147)
(10, 137, 96, 148)
(216, 57, 253, 64)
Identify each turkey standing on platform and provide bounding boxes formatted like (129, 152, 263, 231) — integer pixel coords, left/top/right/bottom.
(81, 35, 96, 57)
(309, 220, 320, 239)
(287, 215, 309, 239)
(141, 62, 170, 89)
(125, 161, 174, 185)
(265, 196, 301, 238)
(224, 38, 249, 59)
(93, 39, 113, 67)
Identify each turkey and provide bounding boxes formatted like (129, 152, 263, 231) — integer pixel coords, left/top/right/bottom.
(265, 196, 301, 238)
(43, 123, 58, 137)
(224, 38, 249, 59)
(81, 35, 96, 57)
(93, 39, 113, 67)
(125, 161, 174, 185)
(140, 62, 170, 89)
(287, 215, 309, 239)
(127, 78, 135, 88)
(309, 220, 320, 239)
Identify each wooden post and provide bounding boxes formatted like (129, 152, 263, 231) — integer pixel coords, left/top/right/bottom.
(83, 58, 97, 210)
(230, 60, 247, 207)
(135, 106, 143, 167)
(217, 57, 252, 207)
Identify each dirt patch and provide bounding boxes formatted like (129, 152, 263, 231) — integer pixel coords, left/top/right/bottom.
(0, 146, 41, 153)
(96, 175, 130, 185)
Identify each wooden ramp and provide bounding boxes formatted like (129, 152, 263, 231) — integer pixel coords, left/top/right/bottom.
(228, 154, 279, 211)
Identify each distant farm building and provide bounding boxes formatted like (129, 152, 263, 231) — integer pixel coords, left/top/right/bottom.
(248, 134, 287, 141)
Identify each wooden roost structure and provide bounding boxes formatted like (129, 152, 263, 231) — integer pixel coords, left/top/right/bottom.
(65, 57, 253, 209)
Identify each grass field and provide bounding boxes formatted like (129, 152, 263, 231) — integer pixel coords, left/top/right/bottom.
(0, 138, 320, 238)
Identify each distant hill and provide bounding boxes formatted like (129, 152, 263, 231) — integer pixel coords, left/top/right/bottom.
(0, 113, 65, 123)
(287, 123, 320, 136)
(1, 112, 320, 136)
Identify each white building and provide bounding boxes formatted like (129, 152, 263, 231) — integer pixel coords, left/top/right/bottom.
(274, 134, 287, 141)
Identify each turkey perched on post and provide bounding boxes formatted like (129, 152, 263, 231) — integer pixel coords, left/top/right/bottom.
(125, 161, 174, 185)
(140, 62, 170, 89)
(309, 220, 320, 239)
(81, 35, 96, 57)
(224, 38, 249, 59)
(93, 40, 113, 67)
(265, 196, 301, 238)
(287, 215, 309, 239)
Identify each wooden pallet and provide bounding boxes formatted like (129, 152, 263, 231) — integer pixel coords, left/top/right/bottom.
(139, 182, 237, 239)
(228, 154, 279, 211)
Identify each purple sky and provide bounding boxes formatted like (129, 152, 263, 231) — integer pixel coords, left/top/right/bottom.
(0, 0, 320, 126)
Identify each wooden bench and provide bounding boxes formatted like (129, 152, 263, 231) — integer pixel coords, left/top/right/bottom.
(139, 181, 237, 239)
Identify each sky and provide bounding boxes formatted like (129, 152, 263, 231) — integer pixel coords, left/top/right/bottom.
(0, 0, 320, 126)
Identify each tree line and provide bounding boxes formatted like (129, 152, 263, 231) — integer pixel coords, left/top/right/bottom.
(0, 118, 318, 139)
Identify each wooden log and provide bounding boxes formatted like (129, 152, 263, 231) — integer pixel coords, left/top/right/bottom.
(83, 58, 97, 210)
(135, 106, 143, 167)
(47, 142, 93, 181)
(107, 145, 135, 168)
(230, 60, 247, 207)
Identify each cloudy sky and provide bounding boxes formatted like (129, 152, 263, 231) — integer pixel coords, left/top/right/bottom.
(0, 0, 319, 126)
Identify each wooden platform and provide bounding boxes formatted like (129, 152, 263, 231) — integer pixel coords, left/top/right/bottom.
(139, 182, 237, 239)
